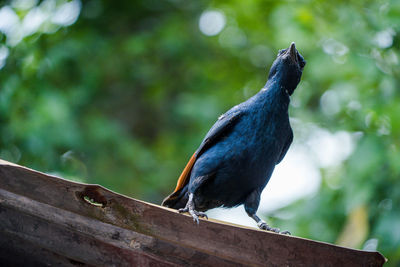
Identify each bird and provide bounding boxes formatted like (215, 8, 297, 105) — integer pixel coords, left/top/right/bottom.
(162, 42, 306, 234)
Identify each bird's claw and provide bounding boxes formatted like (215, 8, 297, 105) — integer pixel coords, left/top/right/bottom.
(258, 221, 290, 235)
(178, 207, 188, 213)
(178, 207, 208, 224)
(280, 230, 291, 235)
(195, 211, 208, 219)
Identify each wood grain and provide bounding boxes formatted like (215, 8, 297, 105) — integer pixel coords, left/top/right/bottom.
(0, 159, 386, 266)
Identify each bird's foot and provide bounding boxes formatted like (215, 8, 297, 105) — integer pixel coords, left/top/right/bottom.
(258, 221, 280, 233)
(178, 193, 208, 224)
(257, 221, 291, 235)
(178, 207, 208, 224)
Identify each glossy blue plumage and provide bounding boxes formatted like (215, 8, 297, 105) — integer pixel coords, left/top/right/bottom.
(162, 43, 306, 230)
(191, 82, 292, 210)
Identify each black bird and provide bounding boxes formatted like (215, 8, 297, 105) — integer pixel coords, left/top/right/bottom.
(162, 42, 306, 233)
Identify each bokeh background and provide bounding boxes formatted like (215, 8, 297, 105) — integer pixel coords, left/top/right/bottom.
(1, 0, 399, 264)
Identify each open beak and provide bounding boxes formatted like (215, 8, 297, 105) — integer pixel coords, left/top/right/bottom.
(286, 42, 298, 63)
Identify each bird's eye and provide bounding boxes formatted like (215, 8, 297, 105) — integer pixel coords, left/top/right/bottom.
(278, 49, 287, 56)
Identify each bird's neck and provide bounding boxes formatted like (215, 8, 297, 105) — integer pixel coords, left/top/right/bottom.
(259, 79, 290, 111)
(266, 72, 298, 95)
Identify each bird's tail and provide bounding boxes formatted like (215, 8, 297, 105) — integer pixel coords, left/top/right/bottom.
(161, 184, 189, 209)
(162, 152, 197, 209)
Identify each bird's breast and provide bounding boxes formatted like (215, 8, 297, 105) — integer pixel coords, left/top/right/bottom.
(191, 109, 291, 208)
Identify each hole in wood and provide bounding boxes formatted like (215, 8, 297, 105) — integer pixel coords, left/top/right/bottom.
(83, 196, 104, 207)
(77, 186, 107, 208)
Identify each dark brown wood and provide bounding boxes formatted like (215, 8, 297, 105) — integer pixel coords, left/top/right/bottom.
(0, 159, 386, 266)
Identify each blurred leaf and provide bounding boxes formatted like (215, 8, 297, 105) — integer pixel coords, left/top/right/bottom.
(336, 205, 369, 248)
(0, 0, 399, 265)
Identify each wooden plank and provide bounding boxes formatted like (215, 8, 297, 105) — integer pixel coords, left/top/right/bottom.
(0, 159, 386, 266)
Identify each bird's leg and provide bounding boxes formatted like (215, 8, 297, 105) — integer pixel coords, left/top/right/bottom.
(244, 190, 290, 234)
(178, 193, 208, 224)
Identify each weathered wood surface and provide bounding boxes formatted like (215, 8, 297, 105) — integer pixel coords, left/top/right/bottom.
(0, 159, 386, 266)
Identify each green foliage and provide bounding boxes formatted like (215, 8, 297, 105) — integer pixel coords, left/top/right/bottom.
(1, 0, 399, 264)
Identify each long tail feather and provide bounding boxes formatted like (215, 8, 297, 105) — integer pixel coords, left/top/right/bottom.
(174, 153, 196, 193)
(162, 153, 197, 208)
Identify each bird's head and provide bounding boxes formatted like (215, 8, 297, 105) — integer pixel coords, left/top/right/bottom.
(267, 42, 306, 95)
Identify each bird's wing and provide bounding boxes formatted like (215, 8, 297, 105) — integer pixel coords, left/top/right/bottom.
(162, 110, 243, 207)
(276, 129, 293, 164)
(197, 110, 243, 158)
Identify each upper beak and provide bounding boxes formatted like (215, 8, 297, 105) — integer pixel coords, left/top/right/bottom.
(287, 42, 298, 62)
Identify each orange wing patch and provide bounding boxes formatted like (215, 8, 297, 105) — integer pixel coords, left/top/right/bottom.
(173, 152, 197, 193)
